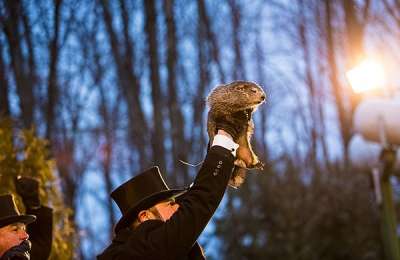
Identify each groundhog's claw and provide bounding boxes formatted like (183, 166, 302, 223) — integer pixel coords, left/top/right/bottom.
(254, 161, 264, 170)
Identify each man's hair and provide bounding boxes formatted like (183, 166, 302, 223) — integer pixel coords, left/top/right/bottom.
(131, 205, 163, 229)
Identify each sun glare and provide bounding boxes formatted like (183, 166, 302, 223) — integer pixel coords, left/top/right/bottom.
(346, 60, 386, 93)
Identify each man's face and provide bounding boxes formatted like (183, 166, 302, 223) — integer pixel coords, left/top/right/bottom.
(0, 223, 29, 257)
(153, 198, 180, 221)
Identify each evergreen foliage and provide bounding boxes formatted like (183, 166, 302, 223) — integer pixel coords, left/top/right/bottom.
(0, 119, 75, 260)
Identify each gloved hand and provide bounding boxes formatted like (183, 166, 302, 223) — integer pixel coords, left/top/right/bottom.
(15, 177, 40, 209)
(1, 240, 31, 260)
(215, 109, 251, 140)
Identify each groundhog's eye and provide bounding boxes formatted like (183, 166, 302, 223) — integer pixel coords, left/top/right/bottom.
(251, 88, 257, 93)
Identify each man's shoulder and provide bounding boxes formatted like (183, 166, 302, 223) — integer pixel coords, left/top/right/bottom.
(97, 220, 165, 259)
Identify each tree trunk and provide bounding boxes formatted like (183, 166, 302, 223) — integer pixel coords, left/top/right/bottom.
(197, 0, 226, 83)
(228, 0, 245, 80)
(46, 0, 63, 141)
(190, 0, 212, 165)
(100, 0, 150, 167)
(91, 21, 117, 239)
(144, 0, 167, 174)
(0, 44, 10, 117)
(164, 0, 188, 186)
(298, 0, 319, 170)
(2, 0, 35, 128)
(324, 0, 350, 166)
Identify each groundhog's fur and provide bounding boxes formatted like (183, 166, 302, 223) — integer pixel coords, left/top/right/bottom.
(207, 81, 266, 188)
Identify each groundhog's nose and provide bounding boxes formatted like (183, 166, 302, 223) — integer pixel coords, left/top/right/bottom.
(260, 94, 266, 101)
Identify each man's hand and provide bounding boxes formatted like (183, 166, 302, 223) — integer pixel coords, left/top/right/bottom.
(215, 110, 250, 141)
(15, 177, 40, 209)
(1, 240, 31, 260)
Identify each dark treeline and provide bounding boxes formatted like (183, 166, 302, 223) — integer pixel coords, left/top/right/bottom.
(1, 0, 399, 259)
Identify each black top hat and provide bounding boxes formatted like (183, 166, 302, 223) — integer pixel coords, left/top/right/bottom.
(111, 166, 186, 232)
(0, 194, 36, 228)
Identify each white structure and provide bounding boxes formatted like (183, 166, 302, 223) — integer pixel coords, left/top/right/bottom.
(353, 97, 400, 146)
(349, 134, 400, 169)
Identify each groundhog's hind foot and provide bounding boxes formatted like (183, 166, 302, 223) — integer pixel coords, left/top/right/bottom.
(229, 166, 247, 189)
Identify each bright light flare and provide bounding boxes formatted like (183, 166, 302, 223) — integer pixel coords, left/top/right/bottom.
(346, 60, 386, 93)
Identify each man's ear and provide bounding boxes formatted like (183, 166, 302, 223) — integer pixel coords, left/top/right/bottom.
(138, 210, 148, 223)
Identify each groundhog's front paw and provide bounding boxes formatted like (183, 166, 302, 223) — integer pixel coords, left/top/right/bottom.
(234, 159, 247, 168)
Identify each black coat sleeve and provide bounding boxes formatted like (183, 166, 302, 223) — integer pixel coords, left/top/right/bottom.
(121, 146, 235, 259)
(26, 206, 53, 260)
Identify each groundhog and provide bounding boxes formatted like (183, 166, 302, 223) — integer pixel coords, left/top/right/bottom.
(207, 81, 266, 188)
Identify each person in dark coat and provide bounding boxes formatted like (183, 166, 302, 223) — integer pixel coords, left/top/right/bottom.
(0, 194, 35, 260)
(14, 177, 53, 260)
(0, 179, 53, 260)
(98, 112, 249, 260)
